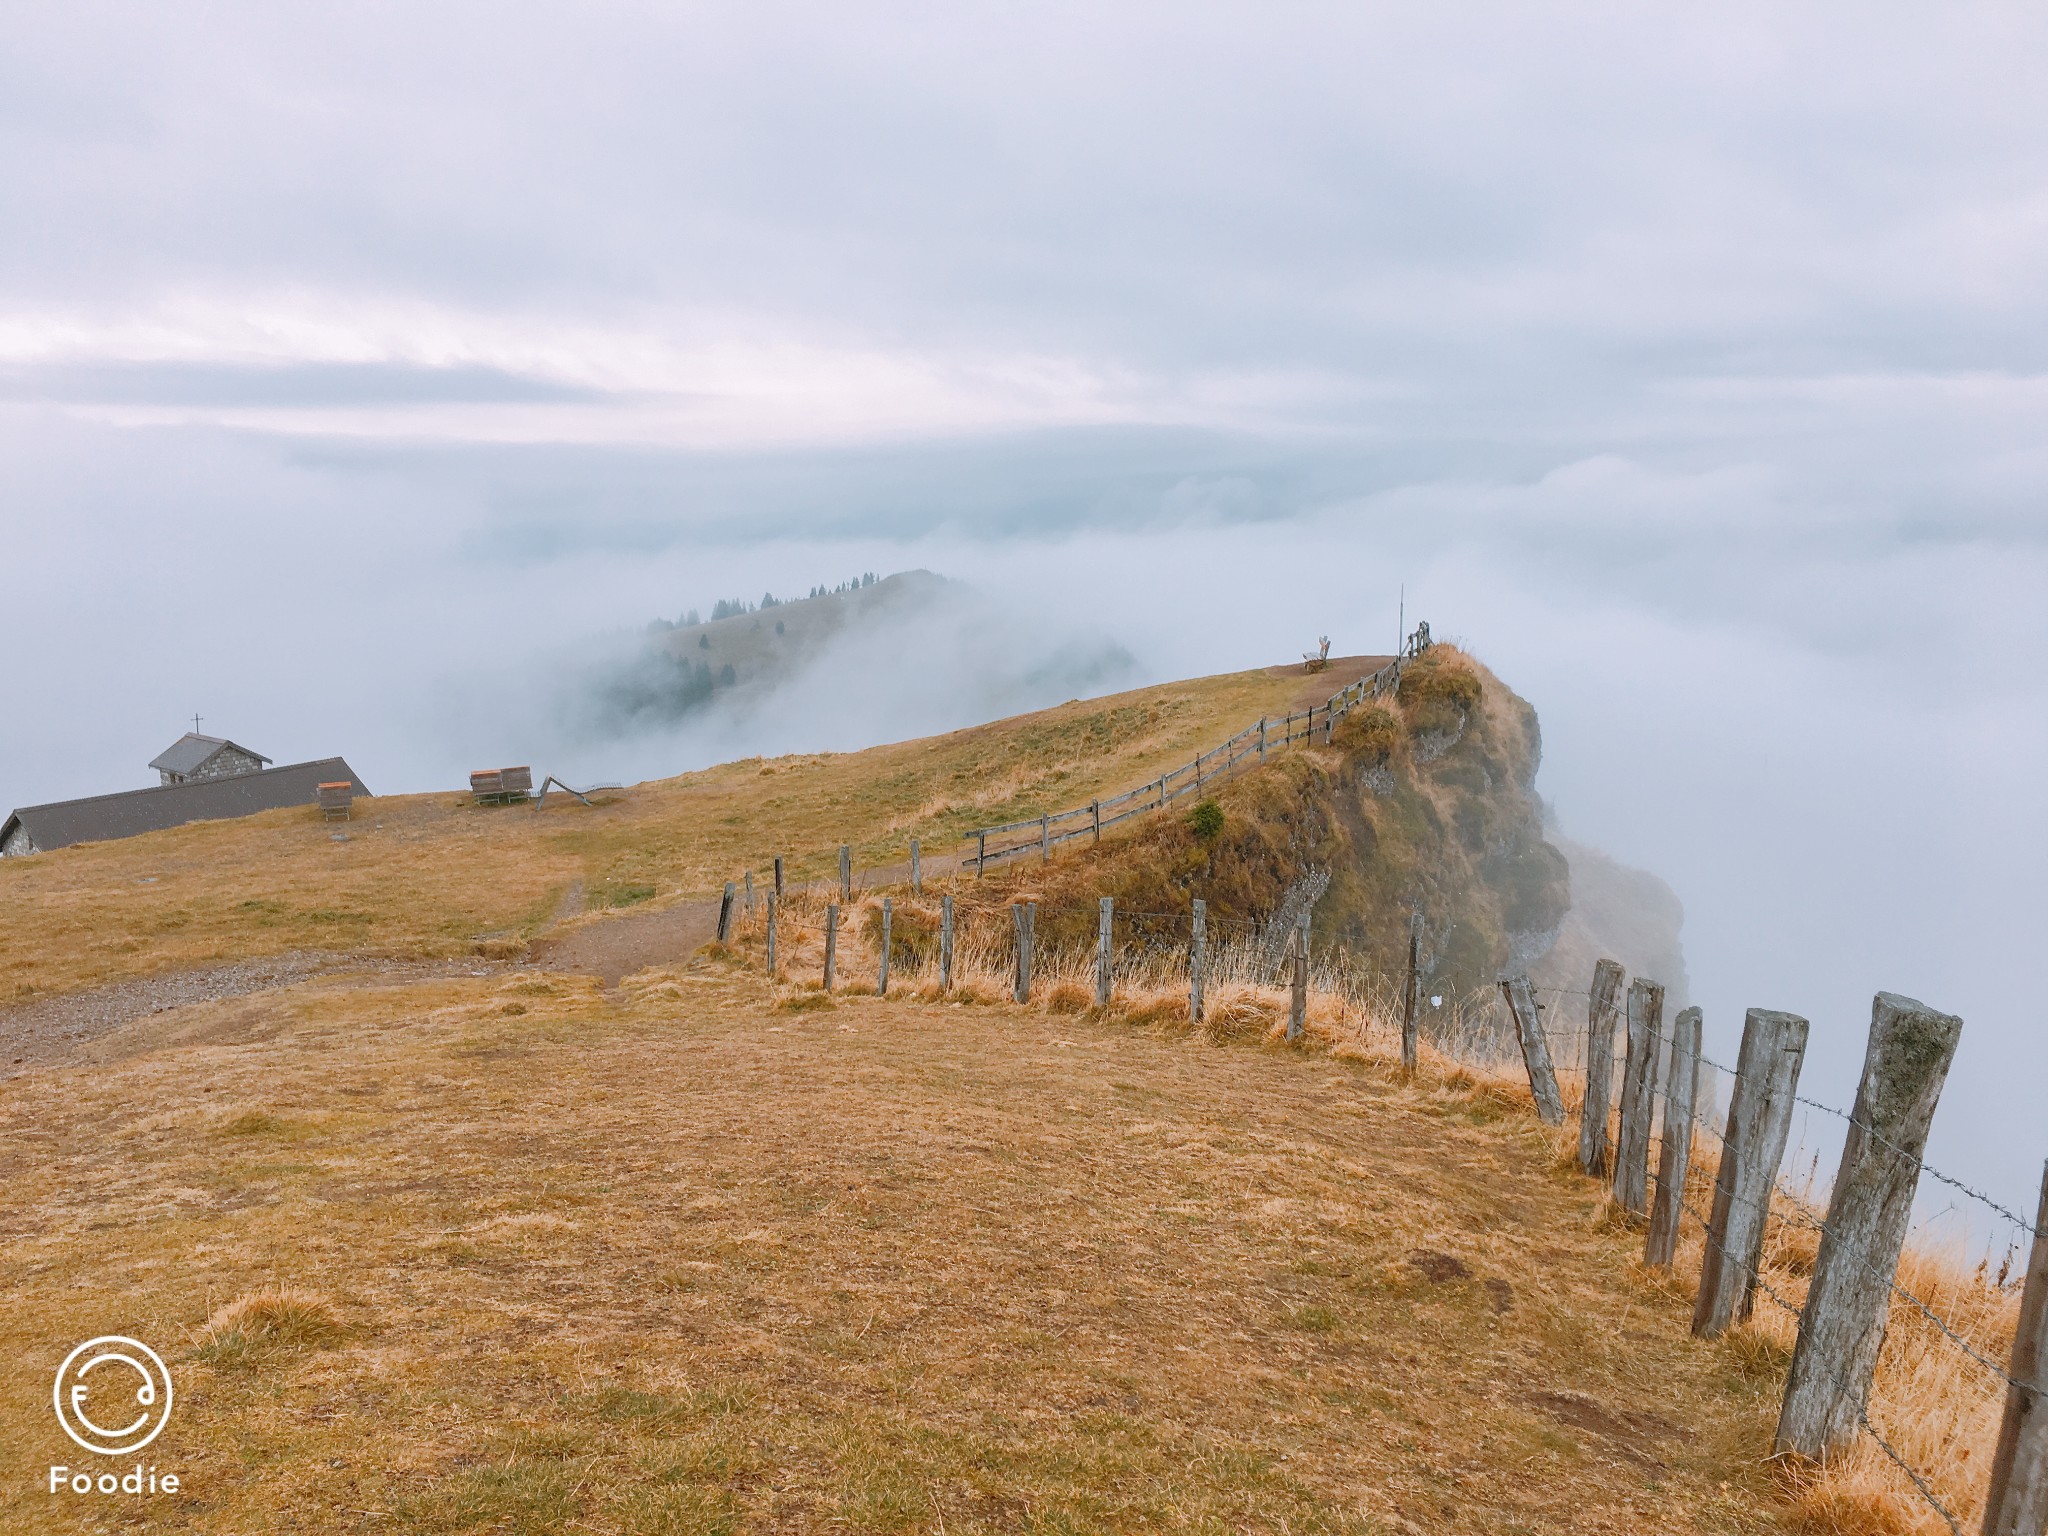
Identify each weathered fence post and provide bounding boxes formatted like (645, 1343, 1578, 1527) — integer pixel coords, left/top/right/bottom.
(877, 898, 892, 997)
(939, 894, 955, 994)
(1501, 977, 1565, 1125)
(1013, 901, 1034, 1003)
(1645, 1005, 1702, 1268)
(1156, 775, 1166, 811)
(765, 893, 779, 974)
(1776, 992, 1963, 1461)
(910, 838, 921, 895)
(1258, 717, 1267, 762)
(716, 881, 736, 943)
(1040, 814, 1050, 862)
(1693, 1008, 1809, 1338)
(1189, 899, 1206, 1024)
(823, 903, 839, 991)
(743, 870, 754, 920)
(839, 845, 852, 902)
(1096, 897, 1114, 1007)
(1983, 1160, 2048, 1535)
(1400, 911, 1422, 1073)
(976, 831, 986, 876)
(773, 855, 785, 898)
(1286, 926, 1307, 1042)
(1091, 799, 1101, 843)
(1615, 978, 1665, 1219)
(1579, 959, 1625, 1178)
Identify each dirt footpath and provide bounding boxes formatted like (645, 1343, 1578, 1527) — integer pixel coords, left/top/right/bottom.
(1272, 652, 1398, 713)
(0, 953, 514, 1079)
(531, 842, 978, 988)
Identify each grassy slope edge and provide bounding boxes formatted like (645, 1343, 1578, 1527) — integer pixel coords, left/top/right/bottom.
(0, 663, 1314, 1004)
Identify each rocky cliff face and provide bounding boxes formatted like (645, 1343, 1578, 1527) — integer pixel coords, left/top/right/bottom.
(996, 646, 1627, 998)
(1531, 835, 1691, 1006)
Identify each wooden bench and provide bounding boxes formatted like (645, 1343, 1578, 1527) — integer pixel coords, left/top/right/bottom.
(1302, 635, 1331, 673)
(317, 781, 355, 821)
(470, 765, 534, 805)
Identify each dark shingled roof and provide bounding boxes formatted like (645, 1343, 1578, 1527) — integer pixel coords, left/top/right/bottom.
(1, 758, 371, 855)
(148, 733, 271, 777)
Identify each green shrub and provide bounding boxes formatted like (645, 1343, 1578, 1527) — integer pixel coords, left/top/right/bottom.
(1186, 799, 1225, 841)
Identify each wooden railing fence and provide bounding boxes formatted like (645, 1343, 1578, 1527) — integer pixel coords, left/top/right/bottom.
(962, 625, 1430, 872)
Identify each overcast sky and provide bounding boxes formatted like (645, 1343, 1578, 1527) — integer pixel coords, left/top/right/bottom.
(3, 2, 2045, 1240)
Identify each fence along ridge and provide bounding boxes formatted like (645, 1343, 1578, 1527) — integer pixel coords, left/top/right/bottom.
(1655, 1161, 1969, 1535)
(1450, 967, 2015, 1529)
(963, 626, 1432, 870)
(1596, 1005, 2035, 1410)
(1583, 983, 2035, 1531)
(721, 865, 2032, 1528)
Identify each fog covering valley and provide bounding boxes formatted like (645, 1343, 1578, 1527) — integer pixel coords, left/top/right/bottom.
(1, 2, 2042, 1251)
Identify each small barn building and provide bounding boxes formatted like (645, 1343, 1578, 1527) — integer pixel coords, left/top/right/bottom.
(149, 733, 271, 785)
(1, 758, 372, 857)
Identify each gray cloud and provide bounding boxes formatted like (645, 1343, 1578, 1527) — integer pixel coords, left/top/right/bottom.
(0, 360, 616, 408)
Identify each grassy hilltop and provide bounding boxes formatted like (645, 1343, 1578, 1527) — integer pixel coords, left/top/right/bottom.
(1, 647, 1939, 1535)
(0, 646, 1571, 1009)
(0, 659, 1310, 1005)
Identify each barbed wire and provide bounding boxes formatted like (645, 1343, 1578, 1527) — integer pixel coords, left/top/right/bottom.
(1792, 1091, 2040, 1243)
(1661, 1152, 2020, 1401)
(1856, 1404, 1966, 1536)
(1688, 1042, 2033, 1248)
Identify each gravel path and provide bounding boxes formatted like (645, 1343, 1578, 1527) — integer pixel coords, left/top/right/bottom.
(0, 952, 512, 1079)
(530, 900, 723, 987)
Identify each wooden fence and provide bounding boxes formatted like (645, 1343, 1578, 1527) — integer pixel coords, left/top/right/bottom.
(961, 627, 1429, 872)
(711, 872, 2041, 1533)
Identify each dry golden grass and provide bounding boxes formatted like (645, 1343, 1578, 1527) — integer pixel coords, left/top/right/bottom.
(1, 958, 1807, 1535)
(0, 665, 1306, 1004)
